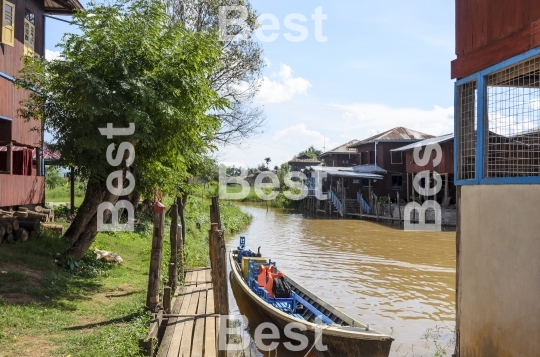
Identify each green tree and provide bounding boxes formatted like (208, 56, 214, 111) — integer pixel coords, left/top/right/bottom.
(298, 145, 322, 160)
(45, 167, 64, 190)
(17, 0, 226, 260)
(264, 157, 271, 168)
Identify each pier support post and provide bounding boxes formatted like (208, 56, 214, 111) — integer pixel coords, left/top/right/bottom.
(209, 198, 228, 317)
(146, 202, 165, 311)
(168, 203, 178, 292)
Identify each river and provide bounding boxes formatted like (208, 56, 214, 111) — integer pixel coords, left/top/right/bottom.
(226, 204, 456, 357)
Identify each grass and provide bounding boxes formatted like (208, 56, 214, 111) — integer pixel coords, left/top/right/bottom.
(45, 181, 85, 207)
(0, 196, 251, 357)
(202, 183, 300, 209)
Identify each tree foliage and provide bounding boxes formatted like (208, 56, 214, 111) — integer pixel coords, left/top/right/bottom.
(17, 0, 228, 259)
(18, 0, 225, 198)
(164, 0, 266, 145)
(297, 145, 322, 160)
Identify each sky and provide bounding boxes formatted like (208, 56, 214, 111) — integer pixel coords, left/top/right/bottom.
(44, 0, 456, 168)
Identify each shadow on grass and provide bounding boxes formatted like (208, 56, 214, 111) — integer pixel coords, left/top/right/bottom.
(63, 311, 144, 331)
(0, 230, 107, 310)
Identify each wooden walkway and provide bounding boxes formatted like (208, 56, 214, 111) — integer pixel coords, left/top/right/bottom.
(157, 268, 218, 357)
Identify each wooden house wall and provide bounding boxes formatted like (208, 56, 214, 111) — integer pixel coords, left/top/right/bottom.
(405, 141, 455, 174)
(0, 175, 44, 206)
(323, 153, 358, 167)
(453, 0, 540, 79)
(0, 0, 44, 147)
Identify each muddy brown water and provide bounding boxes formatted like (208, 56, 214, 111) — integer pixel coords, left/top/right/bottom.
(226, 204, 456, 357)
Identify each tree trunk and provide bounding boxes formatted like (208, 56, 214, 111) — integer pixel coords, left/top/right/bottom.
(63, 188, 119, 260)
(64, 180, 108, 244)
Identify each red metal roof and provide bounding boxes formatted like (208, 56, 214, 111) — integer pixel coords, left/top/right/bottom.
(0, 144, 61, 161)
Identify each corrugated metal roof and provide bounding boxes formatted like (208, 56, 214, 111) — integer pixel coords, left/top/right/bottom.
(44, 0, 84, 14)
(349, 127, 435, 147)
(307, 166, 383, 180)
(352, 164, 388, 174)
(391, 134, 454, 152)
(288, 154, 321, 163)
(0, 144, 61, 161)
(320, 140, 359, 157)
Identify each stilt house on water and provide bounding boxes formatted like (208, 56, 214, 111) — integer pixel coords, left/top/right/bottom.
(304, 127, 433, 217)
(0, 0, 83, 208)
(391, 133, 456, 207)
(452, 1, 540, 355)
(319, 139, 359, 167)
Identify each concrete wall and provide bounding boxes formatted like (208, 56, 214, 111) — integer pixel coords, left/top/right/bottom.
(377, 204, 457, 226)
(457, 185, 540, 357)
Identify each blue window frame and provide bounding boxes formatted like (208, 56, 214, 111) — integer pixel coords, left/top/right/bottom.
(455, 46, 540, 185)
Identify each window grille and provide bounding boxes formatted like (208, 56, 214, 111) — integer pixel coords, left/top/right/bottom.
(485, 56, 540, 178)
(457, 81, 477, 180)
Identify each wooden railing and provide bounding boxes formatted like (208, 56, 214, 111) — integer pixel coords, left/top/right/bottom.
(330, 190, 343, 216)
(357, 192, 372, 214)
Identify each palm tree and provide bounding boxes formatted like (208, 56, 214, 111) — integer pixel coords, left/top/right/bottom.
(264, 157, 271, 168)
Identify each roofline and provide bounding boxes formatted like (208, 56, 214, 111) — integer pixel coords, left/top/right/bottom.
(319, 151, 356, 158)
(45, 0, 84, 15)
(347, 139, 423, 148)
(391, 135, 454, 152)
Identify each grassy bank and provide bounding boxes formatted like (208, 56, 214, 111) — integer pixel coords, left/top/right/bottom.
(200, 183, 300, 209)
(0, 197, 250, 357)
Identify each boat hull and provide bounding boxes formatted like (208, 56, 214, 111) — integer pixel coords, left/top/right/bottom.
(229, 251, 392, 357)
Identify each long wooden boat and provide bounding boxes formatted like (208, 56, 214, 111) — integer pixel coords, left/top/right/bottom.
(229, 237, 393, 357)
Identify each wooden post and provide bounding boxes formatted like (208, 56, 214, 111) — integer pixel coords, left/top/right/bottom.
(444, 173, 449, 208)
(6, 142, 12, 174)
(359, 193, 363, 217)
(36, 148, 42, 177)
(411, 172, 415, 202)
(177, 224, 184, 282)
(146, 201, 165, 311)
(388, 194, 392, 220)
(407, 173, 410, 203)
(209, 222, 228, 316)
(70, 166, 75, 214)
(397, 192, 402, 223)
(163, 285, 171, 314)
(168, 203, 178, 292)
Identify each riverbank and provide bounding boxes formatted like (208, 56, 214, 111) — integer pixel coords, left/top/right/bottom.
(0, 197, 251, 357)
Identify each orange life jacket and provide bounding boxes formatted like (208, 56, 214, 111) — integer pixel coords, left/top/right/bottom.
(264, 271, 284, 298)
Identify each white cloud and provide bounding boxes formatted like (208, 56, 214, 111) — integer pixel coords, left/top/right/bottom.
(45, 49, 62, 61)
(331, 103, 454, 138)
(255, 64, 311, 104)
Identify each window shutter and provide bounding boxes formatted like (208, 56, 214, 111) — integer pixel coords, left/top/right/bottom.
(24, 19, 34, 56)
(2, 0, 15, 47)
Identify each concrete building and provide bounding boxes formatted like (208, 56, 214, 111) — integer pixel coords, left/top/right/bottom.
(452, 1, 540, 356)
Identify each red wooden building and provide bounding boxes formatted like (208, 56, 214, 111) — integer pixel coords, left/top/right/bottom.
(320, 139, 359, 167)
(453, 1, 540, 356)
(0, 0, 82, 208)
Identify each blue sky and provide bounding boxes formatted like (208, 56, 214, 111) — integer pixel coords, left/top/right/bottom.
(45, 0, 456, 168)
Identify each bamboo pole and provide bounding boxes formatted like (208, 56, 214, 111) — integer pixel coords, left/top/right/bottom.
(146, 202, 165, 311)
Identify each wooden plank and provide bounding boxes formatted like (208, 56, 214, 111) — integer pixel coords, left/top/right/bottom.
(451, 23, 533, 79)
(191, 270, 208, 357)
(204, 269, 217, 357)
(178, 270, 203, 357)
(165, 274, 197, 357)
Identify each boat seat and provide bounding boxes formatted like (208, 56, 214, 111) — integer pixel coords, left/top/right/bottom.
(291, 292, 334, 325)
(292, 313, 306, 320)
